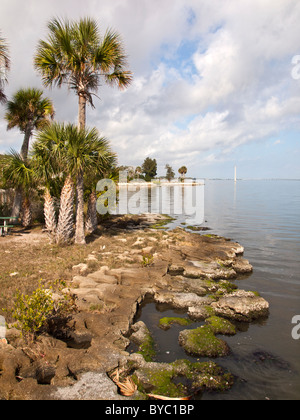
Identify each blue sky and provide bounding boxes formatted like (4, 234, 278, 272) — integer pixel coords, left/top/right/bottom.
(0, 0, 300, 179)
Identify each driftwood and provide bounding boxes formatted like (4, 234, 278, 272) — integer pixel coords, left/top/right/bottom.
(147, 393, 192, 401)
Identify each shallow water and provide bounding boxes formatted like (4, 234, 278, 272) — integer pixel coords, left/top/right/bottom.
(128, 180, 300, 400)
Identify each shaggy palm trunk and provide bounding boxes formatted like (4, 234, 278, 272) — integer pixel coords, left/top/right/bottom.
(75, 171, 86, 245)
(21, 196, 32, 228)
(56, 175, 75, 245)
(10, 125, 33, 222)
(10, 187, 22, 223)
(44, 188, 57, 240)
(85, 190, 98, 234)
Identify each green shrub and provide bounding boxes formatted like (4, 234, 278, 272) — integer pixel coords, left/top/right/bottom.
(9, 282, 77, 342)
(141, 254, 154, 267)
(12, 286, 54, 341)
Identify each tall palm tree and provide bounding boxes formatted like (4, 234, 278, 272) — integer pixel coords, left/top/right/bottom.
(34, 17, 132, 129)
(5, 88, 55, 221)
(2, 151, 35, 228)
(0, 32, 10, 104)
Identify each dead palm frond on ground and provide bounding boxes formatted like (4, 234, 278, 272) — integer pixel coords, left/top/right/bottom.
(110, 368, 137, 397)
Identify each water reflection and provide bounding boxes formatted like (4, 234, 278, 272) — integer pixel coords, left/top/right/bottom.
(118, 183, 205, 225)
(125, 180, 300, 400)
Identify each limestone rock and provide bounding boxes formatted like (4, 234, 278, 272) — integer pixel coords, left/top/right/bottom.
(130, 321, 151, 346)
(154, 291, 214, 309)
(87, 266, 119, 285)
(53, 372, 125, 400)
(211, 290, 269, 322)
(72, 263, 89, 276)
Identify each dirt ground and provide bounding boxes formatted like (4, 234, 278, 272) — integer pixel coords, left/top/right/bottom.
(0, 215, 172, 319)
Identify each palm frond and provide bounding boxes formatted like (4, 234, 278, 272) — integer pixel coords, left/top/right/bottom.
(0, 33, 10, 103)
(147, 394, 192, 401)
(110, 368, 137, 397)
(5, 88, 55, 133)
(34, 17, 132, 103)
(2, 150, 35, 190)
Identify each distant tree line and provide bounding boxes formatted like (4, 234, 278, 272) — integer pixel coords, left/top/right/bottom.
(120, 158, 188, 182)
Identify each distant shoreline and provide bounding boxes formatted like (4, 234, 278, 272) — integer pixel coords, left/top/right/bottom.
(118, 181, 205, 186)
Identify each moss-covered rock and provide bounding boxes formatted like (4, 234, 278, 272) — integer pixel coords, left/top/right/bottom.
(158, 317, 193, 331)
(132, 358, 234, 398)
(205, 316, 237, 336)
(179, 325, 230, 358)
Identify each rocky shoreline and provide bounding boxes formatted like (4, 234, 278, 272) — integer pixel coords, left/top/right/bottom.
(0, 215, 269, 400)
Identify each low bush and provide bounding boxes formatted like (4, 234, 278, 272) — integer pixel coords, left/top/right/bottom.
(6, 281, 77, 343)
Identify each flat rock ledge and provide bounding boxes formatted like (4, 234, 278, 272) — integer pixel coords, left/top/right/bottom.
(0, 217, 269, 400)
(211, 290, 270, 322)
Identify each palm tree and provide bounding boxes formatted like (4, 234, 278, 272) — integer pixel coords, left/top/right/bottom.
(5, 88, 55, 160)
(0, 32, 10, 104)
(5, 88, 54, 221)
(34, 122, 116, 245)
(31, 127, 62, 240)
(34, 17, 132, 130)
(32, 122, 74, 244)
(56, 174, 75, 245)
(62, 124, 116, 244)
(178, 166, 188, 180)
(2, 151, 35, 228)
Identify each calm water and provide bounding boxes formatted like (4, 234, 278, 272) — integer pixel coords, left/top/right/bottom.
(128, 180, 300, 400)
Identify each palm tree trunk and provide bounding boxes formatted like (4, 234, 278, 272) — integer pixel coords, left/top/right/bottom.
(56, 175, 75, 245)
(78, 94, 87, 131)
(20, 123, 33, 160)
(85, 190, 98, 234)
(10, 187, 22, 223)
(21, 196, 32, 228)
(44, 188, 57, 239)
(75, 171, 86, 245)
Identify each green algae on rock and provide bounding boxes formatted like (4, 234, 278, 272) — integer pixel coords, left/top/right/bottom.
(179, 325, 230, 358)
(131, 358, 234, 399)
(205, 316, 237, 336)
(158, 317, 193, 331)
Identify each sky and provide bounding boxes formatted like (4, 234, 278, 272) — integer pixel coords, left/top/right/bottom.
(0, 0, 300, 179)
